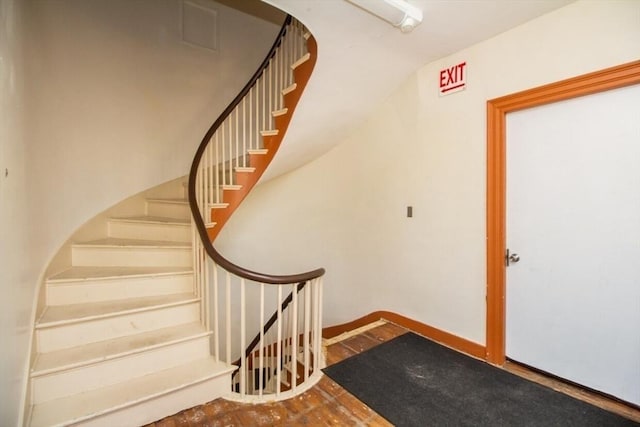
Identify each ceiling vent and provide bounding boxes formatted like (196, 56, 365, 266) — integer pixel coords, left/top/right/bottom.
(182, 0, 218, 51)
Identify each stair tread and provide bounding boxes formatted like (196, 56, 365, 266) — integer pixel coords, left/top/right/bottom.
(32, 322, 209, 376)
(73, 237, 191, 248)
(37, 293, 198, 327)
(234, 166, 256, 173)
(29, 357, 236, 427)
(146, 198, 188, 204)
(209, 203, 229, 209)
(282, 83, 297, 95)
(291, 52, 311, 69)
(48, 266, 192, 283)
(221, 184, 242, 190)
(110, 215, 190, 225)
(272, 108, 288, 117)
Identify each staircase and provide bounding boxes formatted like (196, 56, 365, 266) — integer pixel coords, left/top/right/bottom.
(26, 14, 324, 426)
(28, 181, 235, 427)
(187, 16, 325, 403)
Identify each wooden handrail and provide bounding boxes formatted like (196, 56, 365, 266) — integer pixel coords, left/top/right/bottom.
(187, 15, 325, 285)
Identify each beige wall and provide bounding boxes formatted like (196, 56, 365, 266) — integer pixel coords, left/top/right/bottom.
(0, 0, 30, 425)
(26, 0, 280, 271)
(217, 0, 640, 345)
(1, 1, 280, 424)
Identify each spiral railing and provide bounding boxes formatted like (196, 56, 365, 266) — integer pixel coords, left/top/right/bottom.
(187, 15, 325, 401)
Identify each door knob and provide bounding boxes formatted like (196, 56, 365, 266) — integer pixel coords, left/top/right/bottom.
(506, 249, 520, 266)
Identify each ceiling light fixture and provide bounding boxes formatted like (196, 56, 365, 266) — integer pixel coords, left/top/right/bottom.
(346, 0, 423, 33)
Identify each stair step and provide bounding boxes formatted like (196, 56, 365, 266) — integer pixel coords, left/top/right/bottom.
(260, 129, 279, 137)
(37, 293, 198, 328)
(110, 215, 189, 225)
(36, 293, 200, 352)
(32, 322, 209, 376)
(143, 179, 188, 201)
(146, 198, 188, 204)
(282, 83, 297, 95)
(291, 53, 311, 70)
(71, 238, 191, 268)
(221, 184, 242, 190)
(108, 216, 190, 243)
(248, 148, 268, 155)
(31, 331, 211, 404)
(209, 202, 229, 209)
(272, 108, 288, 117)
(29, 358, 236, 427)
(146, 198, 190, 220)
(46, 266, 193, 305)
(235, 166, 256, 173)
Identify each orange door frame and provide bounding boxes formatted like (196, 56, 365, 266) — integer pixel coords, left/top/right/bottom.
(485, 60, 640, 364)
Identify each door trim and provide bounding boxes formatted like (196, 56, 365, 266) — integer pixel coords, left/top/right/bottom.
(486, 60, 640, 364)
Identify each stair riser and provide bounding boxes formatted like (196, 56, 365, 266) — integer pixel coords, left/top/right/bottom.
(46, 274, 194, 305)
(31, 336, 210, 404)
(145, 180, 188, 200)
(37, 302, 200, 353)
(108, 221, 190, 242)
(146, 201, 191, 221)
(71, 373, 232, 427)
(72, 246, 192, 267)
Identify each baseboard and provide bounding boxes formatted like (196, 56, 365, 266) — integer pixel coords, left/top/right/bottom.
(323, 311, 486, 360)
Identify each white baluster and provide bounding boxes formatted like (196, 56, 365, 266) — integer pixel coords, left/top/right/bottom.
(213, 263, 219, 362)
(242, 97, 246, 168)
(225, 272, 231, 364)
(268, 60, 272, 130)
(275, 45, 279, 104)
(227, 119, 233, 185)
(215, 132, 220, 203)
(203, 251, 209, 328)
(311, 278, 318, 375)
(240, 278, 246, 396)
(221, 120, 226, 187)
(235, 109, 239, 172)
(303, 282, 311, 380)
(262, 69, 266, 144)
(276, 286, 282, 396)
(259, 283, 264, 396)
(254, 79, 259, 150)
(294, 23, 299, 67)
(317, 278, 323, 370)
(291, 283, 298, 391)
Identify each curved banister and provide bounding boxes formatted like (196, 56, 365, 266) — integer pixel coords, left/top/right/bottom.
(187, 14, 325, 285)
(188, 14, 325, 399)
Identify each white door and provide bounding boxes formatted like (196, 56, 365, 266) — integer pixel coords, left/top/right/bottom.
(505, 84, 640, 406)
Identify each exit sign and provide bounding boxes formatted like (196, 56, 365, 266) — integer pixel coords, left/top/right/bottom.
(439, 62, 467, 96)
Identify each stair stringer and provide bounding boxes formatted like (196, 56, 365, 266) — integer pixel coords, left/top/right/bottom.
(206, 35, 318, 242)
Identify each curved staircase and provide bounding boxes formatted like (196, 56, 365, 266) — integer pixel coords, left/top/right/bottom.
(29, 182, 235, 427)
(26, 14, 324, 427)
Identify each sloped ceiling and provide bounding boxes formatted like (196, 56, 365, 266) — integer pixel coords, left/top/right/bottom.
(261, 0, 573, 180)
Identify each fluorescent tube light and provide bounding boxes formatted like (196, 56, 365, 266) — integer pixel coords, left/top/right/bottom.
(346, 0, 423, 33)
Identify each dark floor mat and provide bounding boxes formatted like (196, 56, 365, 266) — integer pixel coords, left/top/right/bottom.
(323, 332, 638, 427)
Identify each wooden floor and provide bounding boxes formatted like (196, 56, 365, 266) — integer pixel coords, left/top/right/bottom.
(147, 321, 640, 426)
